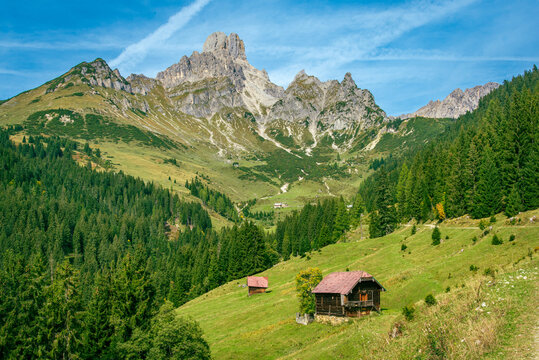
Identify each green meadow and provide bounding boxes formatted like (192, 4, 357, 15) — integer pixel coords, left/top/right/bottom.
(177, 210, 539, 359)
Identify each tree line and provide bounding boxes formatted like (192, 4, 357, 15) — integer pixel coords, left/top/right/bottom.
(185, 177, 239, 222)
(272, 196, 364, 259)
(0, 131, 279, 358)
(362, 66, 538, 237)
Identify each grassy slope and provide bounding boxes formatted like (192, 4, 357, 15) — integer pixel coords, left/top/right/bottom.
(0, 80, 450, 209)
(176, 210, 539, 359)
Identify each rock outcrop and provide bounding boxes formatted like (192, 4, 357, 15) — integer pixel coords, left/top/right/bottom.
(401, 82, 499, 119)
(156, 32, 284, 117)
(35, 32, 390, 154)
(77, 59, 134, 93)
(267, 70, 386, 131)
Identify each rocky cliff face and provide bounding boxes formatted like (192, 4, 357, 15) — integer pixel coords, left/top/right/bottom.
(47, 58, 159, 96)
(401, 82, 499, 119)
(156, 32, 284, 117)
(267, 71, 385, 131)
(22, 32, 391, 156)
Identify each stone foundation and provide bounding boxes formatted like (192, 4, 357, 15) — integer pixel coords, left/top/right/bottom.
(295, 313, 314, 325)
(314, 314, 350, 326)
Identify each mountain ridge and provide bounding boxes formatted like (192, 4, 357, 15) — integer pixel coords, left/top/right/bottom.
(0, 32, 391, 158)
(401, 82, 500, 119)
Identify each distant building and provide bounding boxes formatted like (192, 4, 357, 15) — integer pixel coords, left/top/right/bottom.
(274, 202, 289, 209)
(312, 271, 385, 317)
(247, 276, 268, 296)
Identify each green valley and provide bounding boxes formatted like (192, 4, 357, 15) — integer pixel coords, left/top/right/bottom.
(177, 212, 539, 359)
(0, 20, 537, 360)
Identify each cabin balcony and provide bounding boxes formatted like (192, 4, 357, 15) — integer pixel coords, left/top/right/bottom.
(345, 300, 374, 307)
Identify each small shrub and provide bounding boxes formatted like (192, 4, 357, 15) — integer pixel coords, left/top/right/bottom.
(445, 287, 451, 293)
(411, 225, 417, 235)
(484, 268, 495, 277)
(306, 255, 311, 261)
(425, 294, 437, 306)
(401, 244, 407, 251)
(431, 227, 441, 245)
(479, 219, 491, 230)
(490, 216, 497, 223)
(491, 234, 503, 245)
(509, 234, 515, 242)
(402, 305, 415, 321)
(445, 235, 449, 240)
(472, 236, 478, 244)
(345, 267, 349, 272)
(469, 265, 479, 272)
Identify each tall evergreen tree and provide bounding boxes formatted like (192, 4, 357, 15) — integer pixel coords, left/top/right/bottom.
(472, 146, 502, 218)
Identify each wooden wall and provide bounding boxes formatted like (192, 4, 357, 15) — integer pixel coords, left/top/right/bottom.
(248, 286, 267, 296)
(315, 294, 345, 316)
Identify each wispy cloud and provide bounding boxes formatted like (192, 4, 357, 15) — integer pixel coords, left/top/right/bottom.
(0, 39, 124, 50)
(109, 0, 211, 71)
(263, 0, 480, 85)
(0, 68, 26, 76)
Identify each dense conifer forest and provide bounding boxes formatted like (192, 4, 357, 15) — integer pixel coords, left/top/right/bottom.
(185, 177, 239, 222)
(0, 128, 361, 358)
(0, 132, 275, 358)
(362, 66, 538, 237)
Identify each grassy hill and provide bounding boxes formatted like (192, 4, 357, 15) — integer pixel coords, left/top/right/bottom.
(176, 210, 539, 359)
(0, 59, 453, 217)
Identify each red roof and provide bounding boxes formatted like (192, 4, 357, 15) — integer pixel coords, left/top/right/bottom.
(312, 271, 384, 294)
(247, 276, 268, 288)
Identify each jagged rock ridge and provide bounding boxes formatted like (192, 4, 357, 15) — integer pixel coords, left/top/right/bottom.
(401, 82, 500, 119)
(9, 32, 393, 156)
(155, 32, 284, 117)
(267, 70, 385, 131)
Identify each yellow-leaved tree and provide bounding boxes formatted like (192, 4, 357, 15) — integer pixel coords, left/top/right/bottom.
(295, 268, 323, 315)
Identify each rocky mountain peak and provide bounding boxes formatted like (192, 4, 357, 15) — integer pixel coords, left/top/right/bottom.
(342, 72, 356, 89)
(293, 69, 308, 80)
(202, 32, 246, 60)
(401, 82, 500, 119)
(449, 88, 464, 98)
(155, 32, 283, 117)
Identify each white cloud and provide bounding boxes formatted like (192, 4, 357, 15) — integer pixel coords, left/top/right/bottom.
(0, 68, 25, 76)
(109, 0, 211, 71)
(264, 0, 481, 85)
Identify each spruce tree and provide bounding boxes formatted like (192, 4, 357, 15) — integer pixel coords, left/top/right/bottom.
(350, 193, 365, 228)
(375, 167, 398, 236)
(431, 227, 441, 245)
(472, 146, 502, 218)
(505, 185, 522, 217)
(396, 163, 409, 220)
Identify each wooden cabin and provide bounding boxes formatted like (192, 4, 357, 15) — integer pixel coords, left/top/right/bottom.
(312, 271, 386, 317)
(247, 276, 268, 296)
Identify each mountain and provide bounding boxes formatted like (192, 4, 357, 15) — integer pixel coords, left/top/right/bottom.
(0, 32, 388, 153)
(0, 32, 449, 204)
(401, 82, 499, 119)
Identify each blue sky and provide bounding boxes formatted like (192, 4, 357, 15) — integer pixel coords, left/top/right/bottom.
(1, 0, 537, 115)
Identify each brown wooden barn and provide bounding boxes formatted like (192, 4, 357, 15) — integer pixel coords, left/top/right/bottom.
(247, 276, 268, 296)
(312, 271, 386, 317)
